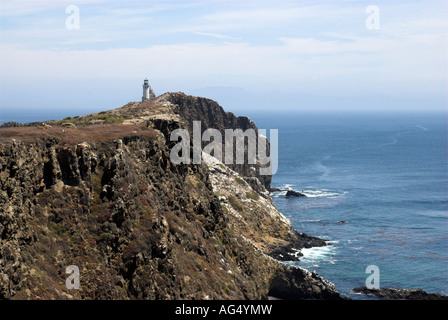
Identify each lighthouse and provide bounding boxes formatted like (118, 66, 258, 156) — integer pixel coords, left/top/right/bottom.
(142, 78, 155, 101)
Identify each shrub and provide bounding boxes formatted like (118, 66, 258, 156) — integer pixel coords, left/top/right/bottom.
(103, 116, 125, 124)
(0, 122, 22, 128)
(99, 232, 114, 242)
(246, 191, 259, 201)
(228, 195, 242, 212)
(196, 179, 205, 189)
(235, 177, 246, 186)
(221, 204, 228, 214)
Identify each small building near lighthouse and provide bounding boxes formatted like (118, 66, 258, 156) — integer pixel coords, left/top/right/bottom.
(142, 78, 156, 101)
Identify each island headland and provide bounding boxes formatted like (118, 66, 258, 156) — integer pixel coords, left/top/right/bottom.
(0, 92, 341, 300)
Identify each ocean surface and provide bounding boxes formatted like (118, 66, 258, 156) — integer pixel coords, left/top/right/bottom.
(248, 110, 448, 299)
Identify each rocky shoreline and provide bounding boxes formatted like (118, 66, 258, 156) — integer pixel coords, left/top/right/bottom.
(353, 286, 448, 300)
(268, 232, 327, 262)
(269, 187, 307, 198)
(202, 152, 328, 263)
(269, 185, 448, 300)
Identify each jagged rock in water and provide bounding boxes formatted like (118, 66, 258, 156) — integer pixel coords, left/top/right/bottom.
(285, 190, 306, 197)
(353, 287, 448, 300)
(269, 266, 341, 300)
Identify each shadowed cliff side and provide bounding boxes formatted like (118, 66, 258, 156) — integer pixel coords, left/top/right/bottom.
(165, 92, 272, 191)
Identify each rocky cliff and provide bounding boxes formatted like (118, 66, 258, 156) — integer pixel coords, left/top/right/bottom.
(0, 93, 341, 300)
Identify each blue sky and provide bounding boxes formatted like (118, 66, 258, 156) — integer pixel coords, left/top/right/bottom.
(0, 0, 447, 119)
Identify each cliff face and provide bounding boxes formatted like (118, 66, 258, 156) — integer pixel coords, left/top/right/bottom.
(165, 92, 272, 190)
(0, 93, 340, 300)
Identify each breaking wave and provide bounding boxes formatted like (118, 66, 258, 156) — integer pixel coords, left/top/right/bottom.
(299, 243, 338, 266)
(271, 186, 347, 199)
(302, 189, 346, 198)
(416, 124, 429, 131)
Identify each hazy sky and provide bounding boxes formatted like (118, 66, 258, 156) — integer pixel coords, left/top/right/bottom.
(0, 0, 447, 117)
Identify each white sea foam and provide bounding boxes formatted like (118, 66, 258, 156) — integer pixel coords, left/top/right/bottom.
(302, 189, 345, 198)
(379, 138, 398, 147)
(416, 210, 448, 218)
(300, 243, 336, 261)
(272, 185, 347, 200)
(416, 124, 429, 131)
(299, 219, 323, 223)
(271, 190, 287, 198)
(314, 161, 331, 179)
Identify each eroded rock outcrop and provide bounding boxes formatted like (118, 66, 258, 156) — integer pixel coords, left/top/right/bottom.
(353, 286, 448, 300)
(285, 190, 306, 198)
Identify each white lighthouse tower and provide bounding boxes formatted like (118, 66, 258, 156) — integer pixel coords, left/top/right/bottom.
(142, 78, 155, 101)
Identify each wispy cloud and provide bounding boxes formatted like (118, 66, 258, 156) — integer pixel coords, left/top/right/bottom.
(0, 0, 108, 16)
(0, 0, 446, 111)
(192, 31, 239, 40)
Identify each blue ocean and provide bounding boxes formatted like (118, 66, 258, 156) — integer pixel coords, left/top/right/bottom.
(249, 110, 448, 299)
